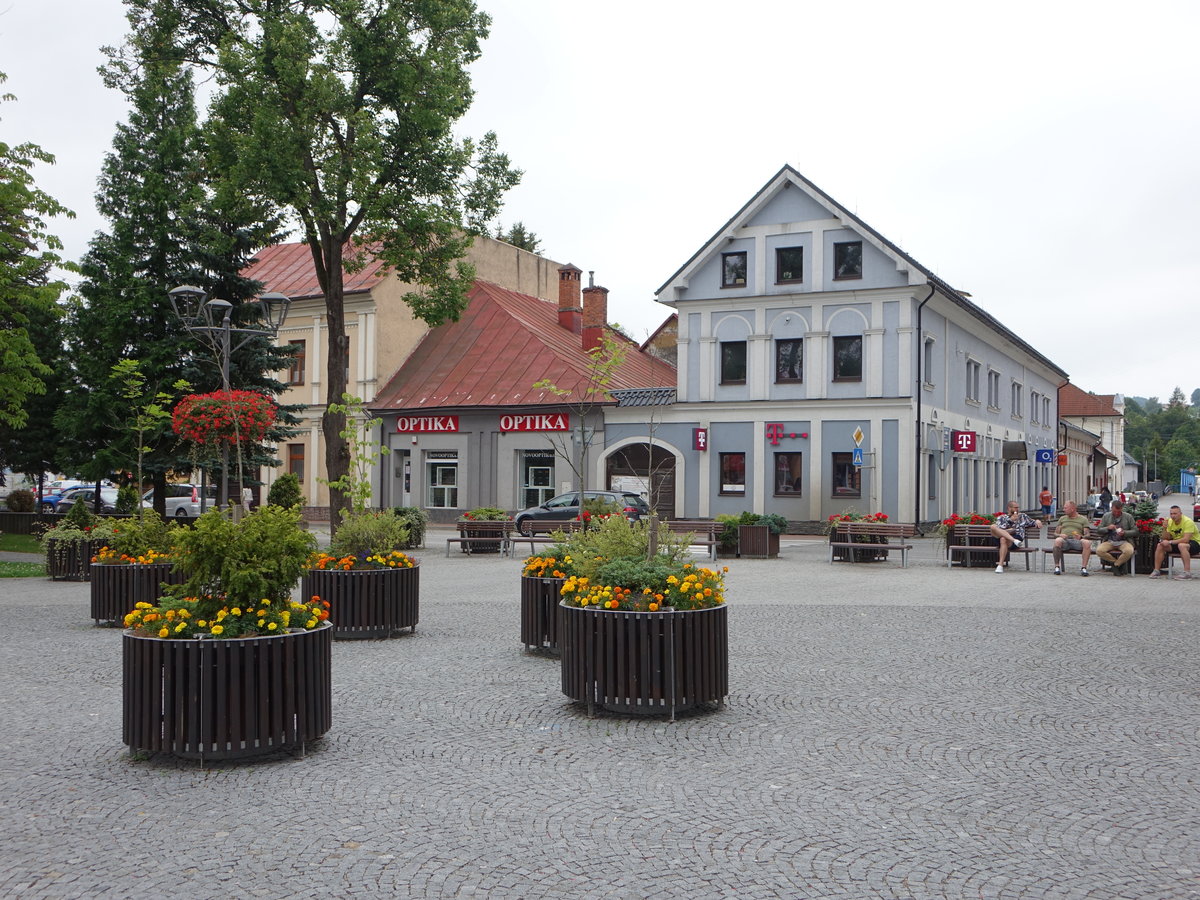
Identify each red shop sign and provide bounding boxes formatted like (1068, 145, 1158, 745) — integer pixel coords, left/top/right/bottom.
(395, 415, 459, 433)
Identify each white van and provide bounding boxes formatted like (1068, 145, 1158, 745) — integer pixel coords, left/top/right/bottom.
(142, 484, 218, 519)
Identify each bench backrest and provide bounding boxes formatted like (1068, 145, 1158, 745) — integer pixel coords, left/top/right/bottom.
(836, 521, 916, 538)
(664, 520, 720, 538)
(952, 522, 1042, 540)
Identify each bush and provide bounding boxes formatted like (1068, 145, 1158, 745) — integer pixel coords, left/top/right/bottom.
(266, 473, 304, 509)
(460, 506, 509, 521)
(328, 510, 411, 559)
(393, 506, 428, 548)
(5, 489, 34, 512)
(556, 515, 692, 582)
(97, 511, 179, 562)
(115, 485, 140, 514)
(714, 514, 741, 552)
(63, 497, 97, 529)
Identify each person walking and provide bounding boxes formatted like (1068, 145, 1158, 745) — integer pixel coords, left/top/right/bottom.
(1039, 486, 1053, 518)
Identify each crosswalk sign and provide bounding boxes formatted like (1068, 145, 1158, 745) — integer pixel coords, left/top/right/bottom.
(852, 447, 864, 467)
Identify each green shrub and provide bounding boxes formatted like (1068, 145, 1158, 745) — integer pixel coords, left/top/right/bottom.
(556, 515, 692, 581)
(393, 506, 429, 548)
(329, 510, 411, 559)
(63, 497, 96, 529)
(714, 514, 740, 552)
(266, 473, 304, 509)
(594, 556, 683, 593)
(5, 489, 35, 512)
(105, 511, 179, 558)
(461, 506, 509, 521)
(115, 485, 140, 514)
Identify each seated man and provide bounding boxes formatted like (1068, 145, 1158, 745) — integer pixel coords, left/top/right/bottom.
(1096, 500, 1136, 575)
(1051, 499, 1092, 576)
(989, 500, 1039, 573)
(1150, 505, 1200, 580)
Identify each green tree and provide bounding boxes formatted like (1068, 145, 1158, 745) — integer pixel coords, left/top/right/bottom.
(494, 221, 542, 253)
(136, 0, 521, 528)
(62, 4, 293, 511)
(0, 73, 73, 429)
(1190, 388, 1200, 408)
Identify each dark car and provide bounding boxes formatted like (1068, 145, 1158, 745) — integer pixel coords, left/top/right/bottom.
(55, 487, 120, 515)
(514, 490, 651, 535)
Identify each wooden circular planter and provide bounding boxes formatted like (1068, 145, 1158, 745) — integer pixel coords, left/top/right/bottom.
(122, 621, 332, 761)
(46, 538, 102, 581)
(559, 602, 728, 719)
(521, 575, 565, 653)
(300, 565, 420, 640)
(90, 562, 185, 626)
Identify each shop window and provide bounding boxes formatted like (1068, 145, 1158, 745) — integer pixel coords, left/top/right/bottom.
(774, 452, 803, 495)
(775, 339, 802, 383)
(832, 451, 861, 498)
(426, 454, 458, 508)
(719, 452, 745, 495)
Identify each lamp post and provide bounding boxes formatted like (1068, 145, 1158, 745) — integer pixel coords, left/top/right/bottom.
(168, 286, 291, 510)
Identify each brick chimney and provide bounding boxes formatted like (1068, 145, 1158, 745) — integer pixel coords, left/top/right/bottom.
(582, 270, 608, 352)
(557, 264, 582, 334)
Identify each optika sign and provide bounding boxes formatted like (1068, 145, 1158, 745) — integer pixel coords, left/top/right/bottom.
(395, 416, 459, 433)
(499, 414, 569, 432)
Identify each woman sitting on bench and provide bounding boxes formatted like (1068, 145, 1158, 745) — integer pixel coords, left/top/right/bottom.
(989, 500, 1039, 574)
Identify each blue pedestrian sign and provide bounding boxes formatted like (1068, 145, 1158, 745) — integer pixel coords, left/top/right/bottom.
(1035, 449, 1055, 464)
(852, 447, 864, 467)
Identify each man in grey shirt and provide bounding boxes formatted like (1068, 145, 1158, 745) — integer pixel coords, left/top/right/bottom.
(1096, 500, 1137, 575)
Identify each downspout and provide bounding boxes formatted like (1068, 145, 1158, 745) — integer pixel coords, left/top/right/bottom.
(914, 284, 936, 529)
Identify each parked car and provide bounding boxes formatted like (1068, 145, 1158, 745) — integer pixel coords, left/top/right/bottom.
(513, 490, 651, 535)
(55, 487, 120, 515)
(142, 484, 217, 519)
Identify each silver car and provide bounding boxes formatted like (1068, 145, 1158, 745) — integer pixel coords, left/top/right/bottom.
(142, 484, 217, 519)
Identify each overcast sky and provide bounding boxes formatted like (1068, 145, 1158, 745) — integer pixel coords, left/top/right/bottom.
(3, 0, 1198, 401)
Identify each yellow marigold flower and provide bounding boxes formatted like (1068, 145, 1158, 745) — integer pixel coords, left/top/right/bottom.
(649, 603, 659, 612)
(211, 625, 224, 635)
(267, 622, 278, 631)
(306, 619, 317, 629)
(158, 627, 169, 638)
(135, 602, 152, 609)
(175, 622, 186, 632)
(667, 575, 678, 584)
(231, 607, 242, 616)
(197, 620, 207, 627)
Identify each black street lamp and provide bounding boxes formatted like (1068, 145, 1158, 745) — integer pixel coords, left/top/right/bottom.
(169, 286, 291, 509)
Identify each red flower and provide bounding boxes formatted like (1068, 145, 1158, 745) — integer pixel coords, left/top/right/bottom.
(172, 390, 277, 448)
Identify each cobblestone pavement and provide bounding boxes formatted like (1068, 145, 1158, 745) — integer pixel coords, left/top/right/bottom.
(2, 535, 1199, 899)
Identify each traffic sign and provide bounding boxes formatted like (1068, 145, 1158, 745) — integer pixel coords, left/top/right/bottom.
(852, 447, 864, 467)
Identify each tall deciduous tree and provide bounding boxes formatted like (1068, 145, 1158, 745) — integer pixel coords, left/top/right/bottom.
(130, 0, 521, 527)
(0, 73, 73, 430)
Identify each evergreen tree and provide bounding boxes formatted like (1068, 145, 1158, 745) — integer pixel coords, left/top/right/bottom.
(137, 0, 521, 528)
(494, 221, 542, 253)
(0, 73, 73, 430)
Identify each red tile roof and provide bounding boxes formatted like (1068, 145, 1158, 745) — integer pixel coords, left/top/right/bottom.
(373, 281, 676, 410)
(242, 242, 388, 300)
(1058, 383, 1119, 417)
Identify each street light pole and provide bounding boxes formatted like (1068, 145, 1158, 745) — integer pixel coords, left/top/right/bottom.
(169, 286, 291, 511)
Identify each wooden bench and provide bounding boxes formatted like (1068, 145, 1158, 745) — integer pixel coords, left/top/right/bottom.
(1040, 526, 1105, 573)
(663, 520, 720, 562)
(828, 522, 917, 568)
(947, 523, 1042, 570)
(510, 520, 582, 556)
(445, 520, 515, 557)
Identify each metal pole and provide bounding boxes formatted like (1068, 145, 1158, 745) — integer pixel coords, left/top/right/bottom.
(219, 308, 231, 510)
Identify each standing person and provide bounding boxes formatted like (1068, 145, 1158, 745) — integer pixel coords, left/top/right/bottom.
(1051, 500, 1092, 576)
(989, 500, 1039, 573)
(1149, 505, 1200, 580)
(1039, 485, 1053, 518)
(1096, 500, 1136, 575)
(1099, 485, 1112, 513)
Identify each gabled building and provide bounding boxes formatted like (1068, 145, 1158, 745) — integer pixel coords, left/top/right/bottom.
(1057, 384, 1126, 494)
(620, 165, 1069, 525)
(244, 236, 566, 507)
(371, 269, 675, 520)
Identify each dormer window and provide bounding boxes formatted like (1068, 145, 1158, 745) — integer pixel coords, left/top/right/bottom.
(721, 252, 747, 287)
(833, 241, 862, 280)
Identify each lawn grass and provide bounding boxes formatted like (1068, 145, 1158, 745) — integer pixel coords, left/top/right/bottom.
(0, 561, 45, 578)
(0, 533, 41, 553)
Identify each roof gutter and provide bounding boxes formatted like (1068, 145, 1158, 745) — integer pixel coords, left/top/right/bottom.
(914, 283, 936, 530)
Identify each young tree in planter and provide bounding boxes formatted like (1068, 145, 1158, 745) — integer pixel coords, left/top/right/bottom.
(532, 331, 629, 493)
(125, 0, 521, 531)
